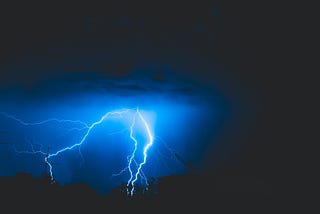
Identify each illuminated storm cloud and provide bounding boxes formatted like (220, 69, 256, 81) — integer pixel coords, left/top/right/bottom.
(0, 75, 224, 194)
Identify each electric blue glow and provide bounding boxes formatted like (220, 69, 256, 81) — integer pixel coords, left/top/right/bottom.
(0, 91, 222, 195)
(1, 108, 155, 195)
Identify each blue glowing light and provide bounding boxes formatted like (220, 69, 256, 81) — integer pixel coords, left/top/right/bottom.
(0, 108, 154, 195)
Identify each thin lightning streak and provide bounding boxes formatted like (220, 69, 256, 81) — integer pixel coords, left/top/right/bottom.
(66, 126, 90, 133)
(153, 136, 189, 174)
(13, 139, 44, 155)
(0, 112, 89, 128)
(112, 159, 148, 187)
(107, 128, 129, 135)
(111, 154, 131, 177)
(155, 136, 177, 158)
(14, 145, 46, 155)
(78, 147, 85, 167)
(111, 166, 129, 177)
(127, 112, 138, 191)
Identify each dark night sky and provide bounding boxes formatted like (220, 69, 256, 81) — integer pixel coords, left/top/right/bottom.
(0, 1, 309, 197)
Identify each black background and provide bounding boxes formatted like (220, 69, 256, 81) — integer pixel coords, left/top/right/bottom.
(0, 0, 312, 209)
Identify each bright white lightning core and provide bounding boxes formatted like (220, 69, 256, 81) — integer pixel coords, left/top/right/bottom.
(0, 108, 154, 195)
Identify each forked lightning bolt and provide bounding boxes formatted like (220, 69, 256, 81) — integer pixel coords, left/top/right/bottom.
(0, 108, 153, 195)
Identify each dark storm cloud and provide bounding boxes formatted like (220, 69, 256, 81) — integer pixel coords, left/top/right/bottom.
(0, 63, 206, 107)
(0, 40, 213, 104)
(169, 87, 195, 95)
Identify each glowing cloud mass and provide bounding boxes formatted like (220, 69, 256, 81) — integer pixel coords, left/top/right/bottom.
(0, 86, 223, 195)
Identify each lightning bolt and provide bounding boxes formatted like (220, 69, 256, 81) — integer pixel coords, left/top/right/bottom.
(128, 110, 154, 195)
(1, 108, 154, 195)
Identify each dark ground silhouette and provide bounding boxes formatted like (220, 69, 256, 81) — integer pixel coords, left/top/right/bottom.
(0, 172, 285, 213)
